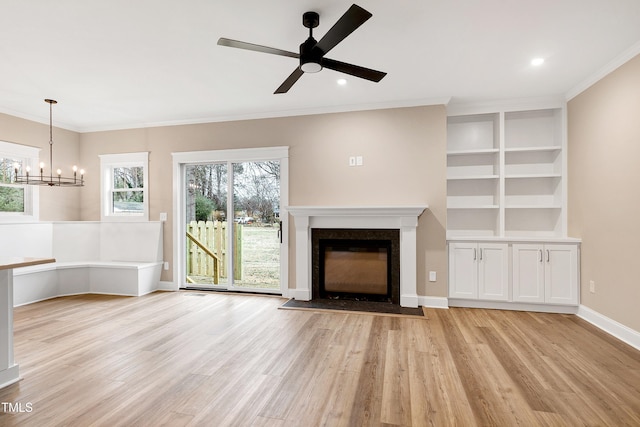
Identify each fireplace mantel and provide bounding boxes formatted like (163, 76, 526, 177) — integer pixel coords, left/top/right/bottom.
(287, 205, 428, 307)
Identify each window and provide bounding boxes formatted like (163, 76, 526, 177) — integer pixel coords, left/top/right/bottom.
(0, 141, 39, 222)
(100, 152, 149, 221)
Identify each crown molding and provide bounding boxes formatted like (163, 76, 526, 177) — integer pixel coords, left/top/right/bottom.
(565, 40, 640, 101)
(446, 96, 565, 116)
(76, 97, 452, 133)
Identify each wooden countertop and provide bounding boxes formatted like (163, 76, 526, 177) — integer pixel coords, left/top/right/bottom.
(0, 257, 56, 271)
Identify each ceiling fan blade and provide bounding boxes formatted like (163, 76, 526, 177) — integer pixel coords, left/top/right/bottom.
(217, 38, 299, 59)
(321, 58, 386, 82)
(275, 67, 304, 94)
(313, 4, 372, 55)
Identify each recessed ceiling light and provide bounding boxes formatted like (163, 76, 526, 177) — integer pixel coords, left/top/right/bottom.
(531, 57, 545, 66)
(337, 78, 347, 86)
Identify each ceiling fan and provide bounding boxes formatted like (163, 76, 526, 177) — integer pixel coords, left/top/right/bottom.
(217, 4, 387, 94)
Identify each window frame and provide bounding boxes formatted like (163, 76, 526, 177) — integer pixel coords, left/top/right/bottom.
(0, 140, 39, 222)
(99, 152, 149, 222)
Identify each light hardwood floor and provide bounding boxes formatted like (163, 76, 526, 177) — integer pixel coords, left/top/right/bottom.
(1, 291, 639, 426)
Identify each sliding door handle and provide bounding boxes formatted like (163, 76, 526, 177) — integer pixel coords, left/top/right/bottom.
(277, 221, 282, 244)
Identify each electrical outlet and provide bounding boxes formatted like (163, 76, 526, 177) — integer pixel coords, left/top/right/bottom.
(159, 212, 167, 222)
(429, 271, 437, 282)
(356, 156, 363, 166)
(589, 280, 595, 293)
(164, 262, 169, 271)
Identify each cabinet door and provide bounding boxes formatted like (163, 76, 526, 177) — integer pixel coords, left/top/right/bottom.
(544, 244, 578, 305)
(512, 244, 545, 303)
(448, 243, 478, 299)
(478, 243, 509, 301)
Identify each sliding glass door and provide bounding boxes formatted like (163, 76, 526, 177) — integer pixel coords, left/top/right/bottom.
(175, 147, 288, 294)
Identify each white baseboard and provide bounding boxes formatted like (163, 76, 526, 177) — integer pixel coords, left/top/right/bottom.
(448, 298, 578, 314)
(577, 305, 640, 351)
(400, 294, 420, 308)
(418, 296, 448, 309)
(288, 288, 311, 301)
(157, 281, 179, 291)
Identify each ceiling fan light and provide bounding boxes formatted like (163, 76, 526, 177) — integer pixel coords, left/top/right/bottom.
(301, 61, 322, 73)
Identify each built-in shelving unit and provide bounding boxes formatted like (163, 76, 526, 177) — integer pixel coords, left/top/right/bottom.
(447, 106, 566, 238)
(446, 104, 578, 313)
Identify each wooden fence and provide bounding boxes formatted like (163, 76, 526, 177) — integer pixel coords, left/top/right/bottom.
(186, 221, 242, 283)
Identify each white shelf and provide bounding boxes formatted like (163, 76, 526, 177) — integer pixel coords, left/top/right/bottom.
(447, 205, 499, 209)
(505, 205, 562, 209)
(447, 235, 581, 243)
(447, 175, 499, 181)
(505, 174, 562, 179)
(504, 146, 561, 153)
(447, 148, 499, 156)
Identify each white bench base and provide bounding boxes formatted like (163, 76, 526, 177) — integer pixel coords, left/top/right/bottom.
(13, 262, 163, 306)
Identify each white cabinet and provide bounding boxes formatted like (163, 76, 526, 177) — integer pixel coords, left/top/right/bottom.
(449, 242, 509, 301)
(512, 243, 578, 305)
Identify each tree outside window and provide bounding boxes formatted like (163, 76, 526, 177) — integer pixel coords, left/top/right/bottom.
(112, 166, 144, 214)
(0, 157, 25, 213)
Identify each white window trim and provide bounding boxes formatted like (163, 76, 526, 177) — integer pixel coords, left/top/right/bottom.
(99, 152, 149, 222)
(0, 140, 40, 222)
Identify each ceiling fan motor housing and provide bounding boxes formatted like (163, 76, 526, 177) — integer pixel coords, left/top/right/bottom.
(300, 37, 323, 73)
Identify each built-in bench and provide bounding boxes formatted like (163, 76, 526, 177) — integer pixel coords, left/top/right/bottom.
(0, 221, 163, 306)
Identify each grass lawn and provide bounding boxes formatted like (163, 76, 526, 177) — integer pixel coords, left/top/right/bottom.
(189, 224, 280, 289)
(234, 225, 280, 289)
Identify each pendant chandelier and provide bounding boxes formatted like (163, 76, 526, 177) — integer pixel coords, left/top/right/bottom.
(13, 99, 84, 187)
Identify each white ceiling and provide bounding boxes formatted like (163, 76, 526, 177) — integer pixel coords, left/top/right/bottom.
(1, 0, 639, 132)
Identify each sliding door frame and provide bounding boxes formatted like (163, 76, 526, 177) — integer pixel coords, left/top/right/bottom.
(172, 146, 289, 294)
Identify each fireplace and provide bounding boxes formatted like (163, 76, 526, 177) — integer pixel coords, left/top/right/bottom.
(287, 206, 427, 308)
(312, 229, 400, 303)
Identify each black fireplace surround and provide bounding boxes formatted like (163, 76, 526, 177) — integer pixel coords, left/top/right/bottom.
(312, 228, 400, 304)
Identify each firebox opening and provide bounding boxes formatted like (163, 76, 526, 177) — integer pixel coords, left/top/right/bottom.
(312, 228, 400, 304)
(321, 240, 391, 301)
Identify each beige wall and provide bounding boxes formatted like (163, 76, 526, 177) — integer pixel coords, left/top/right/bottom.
(80, 106, 449, 297)
(0, 112, 81, 221)
(568, 54, 640, 332)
